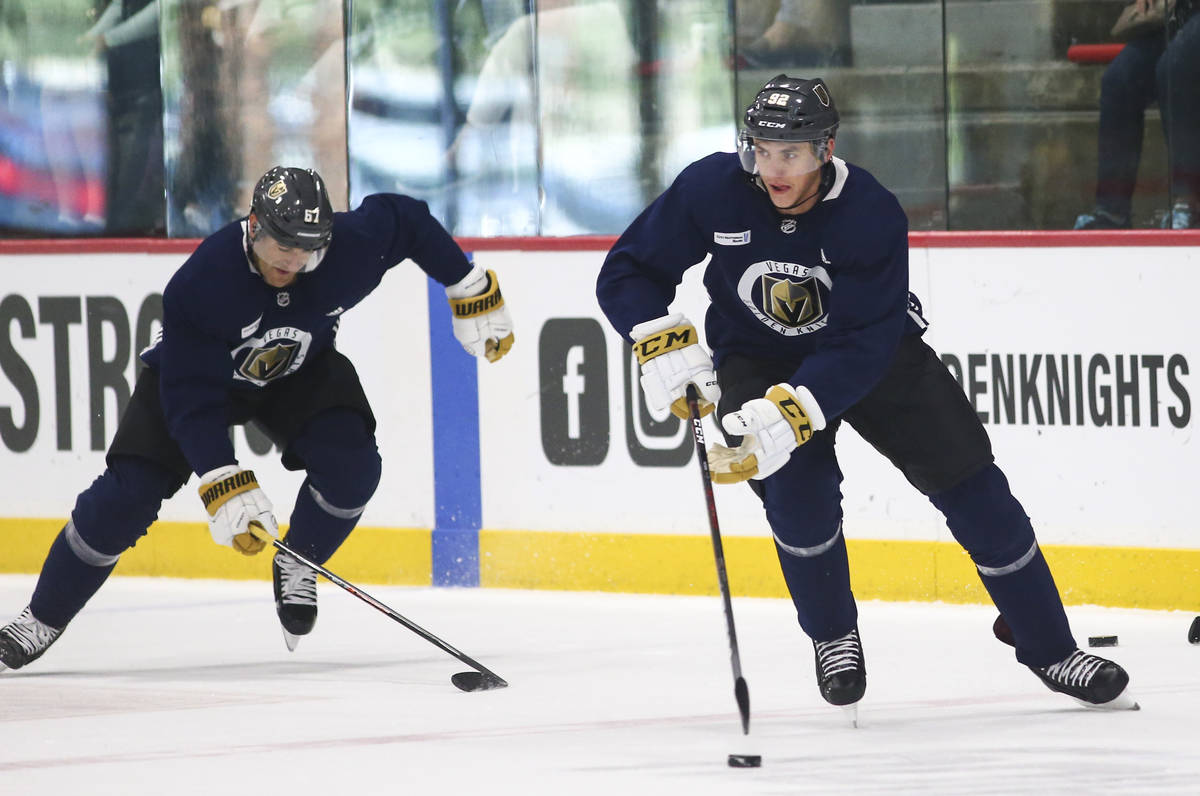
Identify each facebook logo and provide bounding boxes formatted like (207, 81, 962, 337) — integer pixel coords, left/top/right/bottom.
(563, 345, 587, 439)
(538, 319, 609, 465)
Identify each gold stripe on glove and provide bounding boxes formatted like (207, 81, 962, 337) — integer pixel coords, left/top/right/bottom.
(198, 470, 261, 516)
(707, 443, 758, 484)
(448, 270, 505, 318)
(765, 384, 815, 446)
(485, 332, 515, 363)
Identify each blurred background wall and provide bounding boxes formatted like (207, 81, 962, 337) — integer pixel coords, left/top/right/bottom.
(1, 0, 1195, 237)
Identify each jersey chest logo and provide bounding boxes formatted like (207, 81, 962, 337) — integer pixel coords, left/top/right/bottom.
(737, 260, 832, 336)
(763, 273, 823, 327)
(232, 326, 312, 385)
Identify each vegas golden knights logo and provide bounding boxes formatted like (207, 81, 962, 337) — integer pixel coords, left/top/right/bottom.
(762, 273, 823, 328)
(238, 340, 301, 382)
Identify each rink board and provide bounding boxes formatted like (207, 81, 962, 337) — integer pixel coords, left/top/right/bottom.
(0, 236, 1197, 609)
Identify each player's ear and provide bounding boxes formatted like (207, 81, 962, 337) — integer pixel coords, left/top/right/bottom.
(824, 137, 836, 162)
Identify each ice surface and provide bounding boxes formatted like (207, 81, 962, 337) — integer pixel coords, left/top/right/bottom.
(1, 575, 1197, 794)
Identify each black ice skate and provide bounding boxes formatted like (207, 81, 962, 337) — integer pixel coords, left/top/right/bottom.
(0, 606, 63, 671)
(813, 626, 866, 726)
(1030, 649, 1139, 710)
(273, 551, 317, 652)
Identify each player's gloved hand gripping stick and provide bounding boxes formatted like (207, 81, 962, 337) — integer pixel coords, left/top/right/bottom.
(198, 465, 279, 555)
(631, 313, 721, 420)
(245, 524, 507, 692)
(446, 263, 515, 363)
(708, 383, 826, 483)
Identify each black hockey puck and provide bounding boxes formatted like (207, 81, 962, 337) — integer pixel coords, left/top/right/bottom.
(1088, 635, 1118, 647)
(728, 754, 762, 768)
(1188, 616, 1200, 645)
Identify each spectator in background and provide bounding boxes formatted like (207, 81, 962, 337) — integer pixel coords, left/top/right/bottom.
(0, 0, 105, 232)
(1075, 0, 1199, 229)
(449, 0, 640, 234)
(83, 0, 165, 235)
(737, 0, 850, 68)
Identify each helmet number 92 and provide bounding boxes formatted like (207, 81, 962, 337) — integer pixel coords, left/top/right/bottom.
(766, 92, 789, 106)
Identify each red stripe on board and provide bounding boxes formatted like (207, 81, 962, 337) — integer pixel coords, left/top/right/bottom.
(0, 238, 201, 255)
(1, 230, 1198, 256)
(907, 230, 1200, 247)
(1066, 43, 1124, 64)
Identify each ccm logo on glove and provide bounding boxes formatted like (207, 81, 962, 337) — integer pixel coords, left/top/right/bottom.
(709, 382, 825, 483)
(633, 325, 696, 363)
(629, 313, 721, 420)
(766, 384, 815, 445)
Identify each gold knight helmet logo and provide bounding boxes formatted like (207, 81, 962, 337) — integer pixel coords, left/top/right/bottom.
(762, 273, 823, 328)
(238, 340, 301, 382)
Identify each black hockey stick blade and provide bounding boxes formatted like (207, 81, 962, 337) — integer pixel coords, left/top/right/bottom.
(451, 671, 510, 692)
(734, 676, 751, 734)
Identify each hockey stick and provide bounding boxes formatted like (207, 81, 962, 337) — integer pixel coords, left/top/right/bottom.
(685, 385, 752, 736)
(249, 524, 507, 692)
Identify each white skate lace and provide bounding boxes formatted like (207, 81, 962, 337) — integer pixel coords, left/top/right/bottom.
(1041, 649, 1104, 687)
(815, 628, 861, 677)
(276, 556, 317, 607)
(1, 607, 61, 655)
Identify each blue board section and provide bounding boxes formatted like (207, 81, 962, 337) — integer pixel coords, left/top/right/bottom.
(428, 274, 481, 586)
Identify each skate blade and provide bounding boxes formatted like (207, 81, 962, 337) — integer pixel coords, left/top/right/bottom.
(841, 703, 859, 728)
(1075, 690, 1140, 711)
(282, 628, 301, 652)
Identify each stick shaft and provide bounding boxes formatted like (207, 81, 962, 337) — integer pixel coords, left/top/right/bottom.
(685, 386, 751, 733)
(256, 526, 504, 682)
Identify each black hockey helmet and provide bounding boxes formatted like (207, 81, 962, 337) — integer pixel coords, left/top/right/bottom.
(738, 75, 839, 174)
(249, 166, 333, 250)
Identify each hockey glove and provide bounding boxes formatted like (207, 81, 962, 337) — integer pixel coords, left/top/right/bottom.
(708, 383, 825, 484)
(447, 263, 515, 363)
(197, 465, 279, 555)
(630, 313, 721, 421)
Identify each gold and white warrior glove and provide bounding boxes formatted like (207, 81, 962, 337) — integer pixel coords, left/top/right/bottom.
(708, 383, 826, 484)
(630, 313, 721, 420)
(197, 465, 279, 555)
(446, 263, 514, 363)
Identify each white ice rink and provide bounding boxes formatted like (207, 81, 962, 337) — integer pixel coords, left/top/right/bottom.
(1, 574, 1197, 795)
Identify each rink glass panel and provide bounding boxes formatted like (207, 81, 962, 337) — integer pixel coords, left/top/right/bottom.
(159, 0, 350, 235)
(0, 1, 1181, 237)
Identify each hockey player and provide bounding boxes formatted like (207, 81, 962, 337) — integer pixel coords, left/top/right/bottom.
(596, 75, 1136, 712)
(0, 166, 514, 669)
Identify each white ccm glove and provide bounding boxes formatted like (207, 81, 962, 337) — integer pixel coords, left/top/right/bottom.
(197, 466, 279, 555)
(708, 383, 826, 484)
(446, 263, 515, 363)
(630, 313, 721, 420)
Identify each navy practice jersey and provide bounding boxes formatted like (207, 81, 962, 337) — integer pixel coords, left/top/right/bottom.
(596, 153, 926, 423)
(141, 193, 472, 475)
